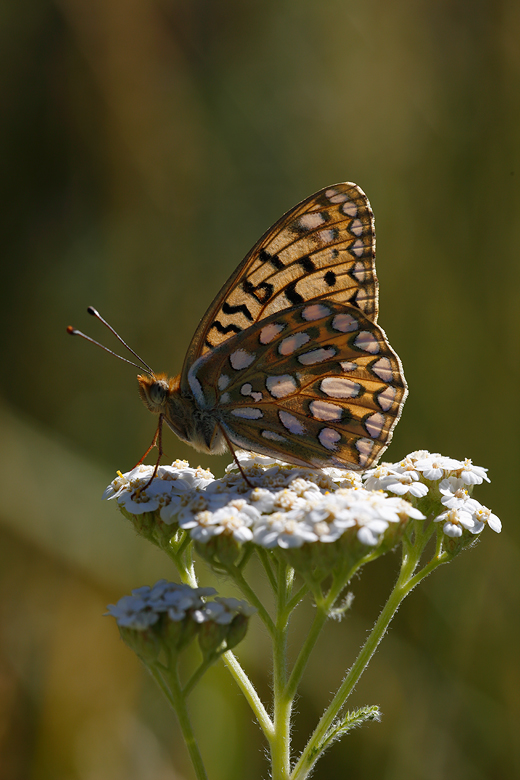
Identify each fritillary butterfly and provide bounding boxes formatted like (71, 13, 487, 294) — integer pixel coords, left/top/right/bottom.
(137, 183, 407, 471)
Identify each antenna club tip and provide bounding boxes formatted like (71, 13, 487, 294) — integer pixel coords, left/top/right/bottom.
(87, 306, 99, 316)
(67, 326, 77, 335)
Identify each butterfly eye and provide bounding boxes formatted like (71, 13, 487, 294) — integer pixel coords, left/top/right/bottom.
(149, 380, 169, 405)
(138, 375, 171, 413)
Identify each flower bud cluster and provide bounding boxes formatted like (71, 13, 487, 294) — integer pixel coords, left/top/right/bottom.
(106, 579, 255, 661)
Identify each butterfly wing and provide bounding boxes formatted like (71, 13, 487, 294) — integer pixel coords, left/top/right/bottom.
(181, 183, 377, 391)
(186, 301, 406, 471)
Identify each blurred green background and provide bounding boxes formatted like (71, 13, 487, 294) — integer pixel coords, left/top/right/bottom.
(1, 1, 519, 778)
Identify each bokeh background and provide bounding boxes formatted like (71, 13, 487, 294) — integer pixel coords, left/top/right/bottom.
(1, 1, 519, 778)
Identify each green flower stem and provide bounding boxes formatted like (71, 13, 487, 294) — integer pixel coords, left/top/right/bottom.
(285, 606, 328, 702)
(183, 657, 215, 698)
(406, 550, 450, 590)
(222, 650, 274, 739)
(148, 662, 208, 780)
(173, 558, 198, 588)
(225, 564, 275, 635)
(285, 582, 310, 614)
(163, 533, 199, 587)
(186, 558, 198, 587)
(172, 529, 192, 557)
(284, 564, 295, 598)
(148, 662, 176, 707)
(434, 525, 444, 558)
(285, 570, 354, 704)
(291, 550, 446, 780)
(237, 544, 255, 571)
(270, 561, 292, 780)
(257, 546, 279, 593)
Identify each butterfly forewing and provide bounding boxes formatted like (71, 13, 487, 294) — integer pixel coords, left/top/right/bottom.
(187, 301, 406, 471)
(181, 183, 377, 390)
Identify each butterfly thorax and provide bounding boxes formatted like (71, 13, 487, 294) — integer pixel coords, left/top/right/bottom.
(138, 372, 227, 455)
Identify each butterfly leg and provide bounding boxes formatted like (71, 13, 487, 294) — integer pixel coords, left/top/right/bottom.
(218, 424, 255, 488)
(134, 414, 165, 489)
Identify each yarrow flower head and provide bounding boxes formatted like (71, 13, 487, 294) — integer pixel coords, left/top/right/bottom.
(104, 449, 499, 580)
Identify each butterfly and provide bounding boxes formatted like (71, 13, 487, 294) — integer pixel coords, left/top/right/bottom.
(137, 183, 407, 472)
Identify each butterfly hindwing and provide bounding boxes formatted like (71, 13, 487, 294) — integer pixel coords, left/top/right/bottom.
(181, 183, 377, 390)
(186, 300, 406, 471)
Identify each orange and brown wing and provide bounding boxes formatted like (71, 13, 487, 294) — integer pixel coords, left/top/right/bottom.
(181, 183, 377, 390)
(186, 301, 406, 471)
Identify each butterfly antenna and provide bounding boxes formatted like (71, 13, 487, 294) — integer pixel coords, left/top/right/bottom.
(86, 306, 155, 375)
(67, 308, 154, 376)
(66, 325, 153, 374)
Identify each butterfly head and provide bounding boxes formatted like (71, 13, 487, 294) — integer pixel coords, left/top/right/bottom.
(138, 371, 225, 454)
(67, 307, 227, 456)
(138, 372, 180, 415)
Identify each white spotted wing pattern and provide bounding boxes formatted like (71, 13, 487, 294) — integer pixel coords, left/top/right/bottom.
(138, 183, 407, 471)
(188, 301, 405, 469)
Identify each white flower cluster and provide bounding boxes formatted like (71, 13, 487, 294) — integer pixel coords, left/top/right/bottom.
(102, 461, 215, 523)
(103, 450, 500, 550)
(364, 451, 488, 494)
(106, 578, 255, 631)
(103, 452, 413, 552)
(250, 487, 423, 548)
(435, 476, 501, 537)
(364, 450, 500, 538)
